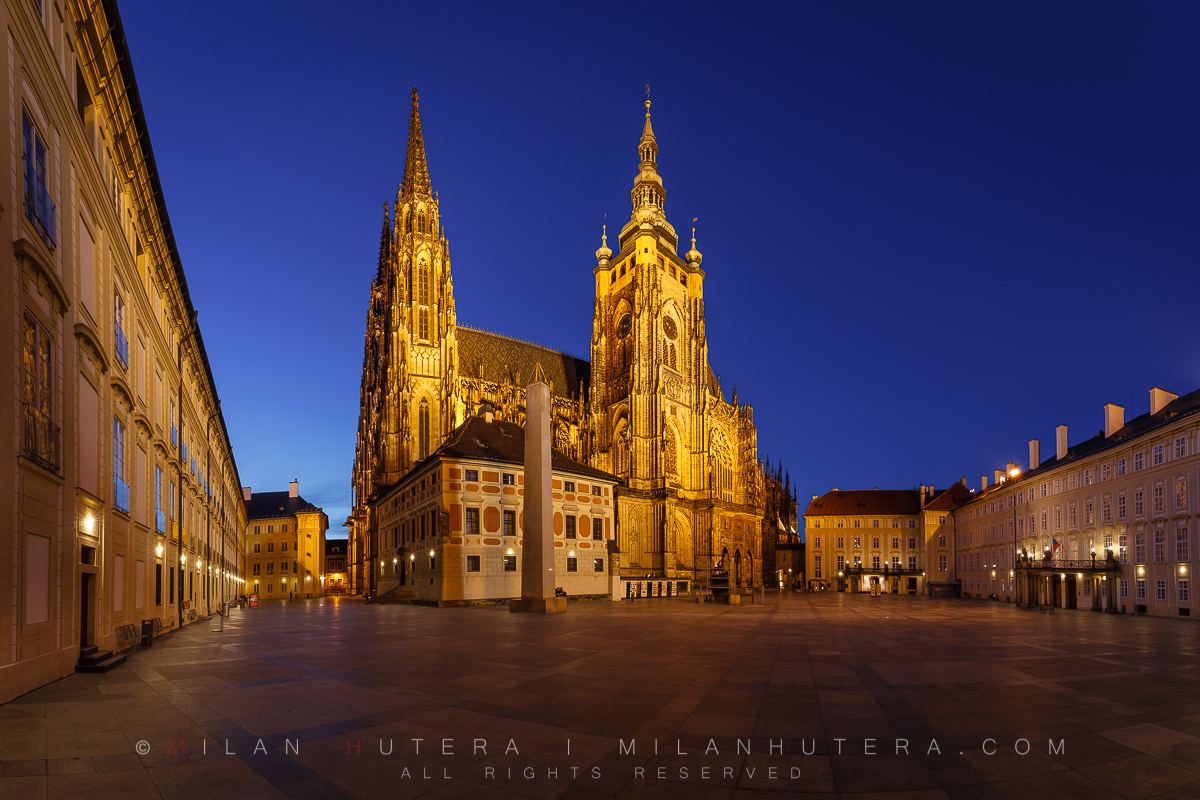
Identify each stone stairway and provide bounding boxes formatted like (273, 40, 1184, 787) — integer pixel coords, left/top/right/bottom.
(74, 644, 126, 674)
(366, 585, 416, 605)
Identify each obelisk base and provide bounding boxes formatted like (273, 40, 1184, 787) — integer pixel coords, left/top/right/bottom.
(508, 597, 568, 614)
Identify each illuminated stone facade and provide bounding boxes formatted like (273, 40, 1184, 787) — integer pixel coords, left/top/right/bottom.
(243, 482, 328, 600)
(0, 0, 245, 702)
(351, 93, 773, 593)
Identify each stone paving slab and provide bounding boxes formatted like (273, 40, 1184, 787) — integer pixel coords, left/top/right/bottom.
(3, 592, 1200, 798)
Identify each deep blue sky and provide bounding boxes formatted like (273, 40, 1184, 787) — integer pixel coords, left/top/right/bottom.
(120, 1, 1200, 536)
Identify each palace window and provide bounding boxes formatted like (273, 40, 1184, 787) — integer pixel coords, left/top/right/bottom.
(872, 519, 879, 528)
(1084, 502, 1093, 526)
(891, 537, 899, 549)
(564, 481, 575, 492)
(938, 534, 946, 547)
(872, 537, 880, 549)
(1157, 581, 1167, 601)
(1154, 485, 1164, 514)
(853, 519, 860, 528)
(1041, 512, 1048, 532)
(1177, 527, 1190, 563)
(1084, 470, 1093, 486)
(465, 508, 479, 535)
(813, 554, 822, 579)
(466, 556, 480, 573)
(872, 556, 880, 568)
(1118, 532, 1127, 563)
(504, 510, 516, 536)
(837, 520, 843, 528)
(1117, 458, 1126, 477)
(1154, 445, 1164, 466)
(1176, 436, 1188, 459)
(565, 515, 576, 539)
(836, 537, 843, 548)
(1136, 579, 1146, 599)
(566, 557, 577, 573)
(1102, 498, 1112, 523)
(908, 520, 915, 528)
(267, 542, 274, 552)
(1118, 495, 1126, 519)
(938, 554, 946, 571)
(253, 543, 260, 554)
(1177, 478, 1188, 510)
(1180, 580, 1190, 603)
(836, 555, 844, 570)
(504, 555, 516, 572)
(22, 112, 55, 247)
(1135, 531, 1146, 563)
(592, 517, 602, 540)
(22, 315, 56, 471)
(852, 538, 860, 549)
(1135, 490, 1144, 517)
(1154, 530, 1165, 563)
(1134, 452, 1144, 471)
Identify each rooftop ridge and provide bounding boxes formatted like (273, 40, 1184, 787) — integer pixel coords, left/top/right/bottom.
(458, 325, 589, 363)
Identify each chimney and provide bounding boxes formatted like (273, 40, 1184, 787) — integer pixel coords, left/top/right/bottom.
(1104, 403, 1124, 438)
(242, 486, 251, 501)
(1005, 462, 1018, 479)
(289, 480, 299, 498)
(1150, 387, 1178, 415)
(993, 469, 1003, 486)
(981, 475, 988, 490)
(1056, 425, 1068, 461)
(1029, 439, 1040, 470)
(960, 476, 966, 487)
(480, 400, 494, 423)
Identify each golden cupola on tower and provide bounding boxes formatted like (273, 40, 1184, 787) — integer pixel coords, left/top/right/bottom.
(623, 99, 677, 248)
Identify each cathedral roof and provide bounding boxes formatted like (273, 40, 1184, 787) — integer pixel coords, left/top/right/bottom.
(425, 415, 617, 483)
(457, 327, 590, 399)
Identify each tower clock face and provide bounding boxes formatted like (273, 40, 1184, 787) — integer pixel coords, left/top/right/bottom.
(663, 316, 677, 340)
(617, 313, 632, 339)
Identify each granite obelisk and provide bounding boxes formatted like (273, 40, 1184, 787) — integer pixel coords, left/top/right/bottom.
(510, 378, 567, 613)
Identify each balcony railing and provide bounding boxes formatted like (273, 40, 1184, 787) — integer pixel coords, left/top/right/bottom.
(22, 157, 56, 248)
(21, 402, 60, 472)
(114, 324, 129, 369)
(113, 476, 130, 513)
(156, 509, 167, 534)
(843, 564, 924, 576)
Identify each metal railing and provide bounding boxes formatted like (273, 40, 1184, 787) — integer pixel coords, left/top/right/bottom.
(113, 476, 130, 513)
(1015, 556, 1120, 572)
(22, 157, 56, 248)
(22, 402, 59, 471)
(843, 565, 924, 576)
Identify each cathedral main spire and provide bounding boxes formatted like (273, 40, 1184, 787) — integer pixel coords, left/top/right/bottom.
(625, 95, 676, 244)
(401, 88, 432, 198)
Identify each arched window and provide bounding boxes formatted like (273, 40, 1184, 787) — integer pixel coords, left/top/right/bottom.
(419, 400, 430, 460)
(418, 264, 430, 340)
(418, 264, 429, 305)
(669, 343, 677, 370)
(664, 429, 677, 477)
(417, 212, 426, 235)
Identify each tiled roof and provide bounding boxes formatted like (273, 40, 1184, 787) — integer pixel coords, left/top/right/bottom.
(963, 387, 1200, 506)
(414, 415, 617, 483)
(245, 491, 320, 520)
(924, 482, 973, 510)
(457, 327, 589, 399)
(805, 489, 921, 517)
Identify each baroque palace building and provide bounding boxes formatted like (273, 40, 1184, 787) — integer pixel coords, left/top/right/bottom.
(0, 0, 246, 701)
(805, 385, 1200, 620)
(350, 92, 780, 594)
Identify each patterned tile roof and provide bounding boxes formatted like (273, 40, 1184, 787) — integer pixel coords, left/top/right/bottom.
(457, 327, 590, 399)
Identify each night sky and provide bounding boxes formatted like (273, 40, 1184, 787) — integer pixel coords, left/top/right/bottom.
(119, 1, 1200, 535)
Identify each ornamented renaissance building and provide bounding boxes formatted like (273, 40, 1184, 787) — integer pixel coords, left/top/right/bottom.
(0, 0, 245, 701)
(350, 93, 778, 593)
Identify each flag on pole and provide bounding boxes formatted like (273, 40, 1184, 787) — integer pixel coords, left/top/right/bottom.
(1051, 538, 1061, 556)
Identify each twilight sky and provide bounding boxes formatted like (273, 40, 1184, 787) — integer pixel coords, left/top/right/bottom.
(119, 1, 1200, 535)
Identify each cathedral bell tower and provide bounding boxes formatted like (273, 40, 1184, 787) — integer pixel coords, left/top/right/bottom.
(387, 89, 458, 476)
(589, 98, 710, 577)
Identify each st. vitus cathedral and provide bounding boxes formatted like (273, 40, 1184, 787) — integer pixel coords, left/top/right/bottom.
(350, 90, 795, 589)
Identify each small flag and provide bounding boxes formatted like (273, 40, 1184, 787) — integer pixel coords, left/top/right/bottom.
(1051, 538, 1061, 555)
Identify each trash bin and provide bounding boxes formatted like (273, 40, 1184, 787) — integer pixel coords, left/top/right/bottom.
(141, 619, 154, 648)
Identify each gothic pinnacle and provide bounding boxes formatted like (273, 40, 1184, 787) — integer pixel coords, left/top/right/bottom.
(401, 87, 432, 199)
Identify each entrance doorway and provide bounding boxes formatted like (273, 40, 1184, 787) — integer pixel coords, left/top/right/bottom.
(80, 572, 95, 649)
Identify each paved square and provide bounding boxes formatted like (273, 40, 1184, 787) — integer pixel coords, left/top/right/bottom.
(3, 593, 1200, 799)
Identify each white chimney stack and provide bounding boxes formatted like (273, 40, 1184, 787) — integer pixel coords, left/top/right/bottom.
(1029, 439, 1040, 470)
(1056, 425, 1068, 461)
(994, 469, 1004, 485)
(242, 486, 251, 501)
(1150, 387, 1178, 415)
(1104, 403, 1124, 438)
(981, 475, 988, 490)
(289, 480, 299, 498)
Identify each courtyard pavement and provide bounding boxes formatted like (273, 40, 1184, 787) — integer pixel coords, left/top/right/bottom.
(3, 592, 1200, 799)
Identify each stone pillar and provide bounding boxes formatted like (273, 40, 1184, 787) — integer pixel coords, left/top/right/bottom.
(510, 381, 567, 614)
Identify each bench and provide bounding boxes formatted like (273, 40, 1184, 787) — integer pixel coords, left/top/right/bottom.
(115, 623, 147, 651)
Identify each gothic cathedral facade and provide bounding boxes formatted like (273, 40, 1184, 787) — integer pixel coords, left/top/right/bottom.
(350, 92, 775, 593)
